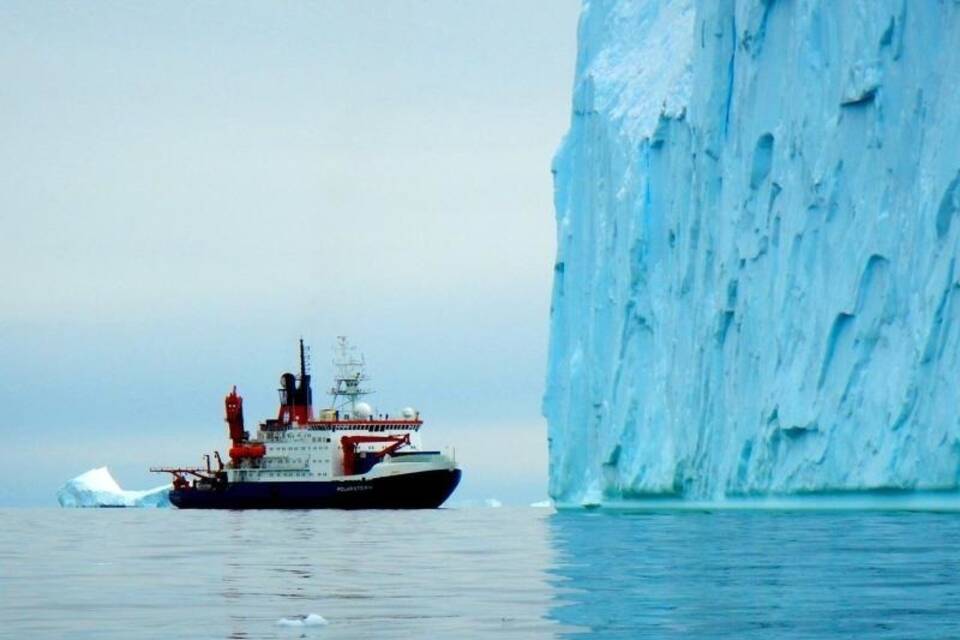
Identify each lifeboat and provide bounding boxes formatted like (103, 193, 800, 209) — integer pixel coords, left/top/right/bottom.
(229, 443, 266, 460)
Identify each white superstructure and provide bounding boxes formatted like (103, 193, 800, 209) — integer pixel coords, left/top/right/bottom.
(223, 337, 455, 484)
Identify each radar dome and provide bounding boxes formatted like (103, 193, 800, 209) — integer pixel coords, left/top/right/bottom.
(353, 402, 373, 419)
(401, 407, 416, 419)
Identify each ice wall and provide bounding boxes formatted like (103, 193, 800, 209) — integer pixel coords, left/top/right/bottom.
(545, 0, 960, 505)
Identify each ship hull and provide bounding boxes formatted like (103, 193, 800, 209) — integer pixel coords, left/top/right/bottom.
(169, 468, 461, 510)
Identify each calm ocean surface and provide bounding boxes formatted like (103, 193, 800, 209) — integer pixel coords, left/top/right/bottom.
(2, 507, 959, 639)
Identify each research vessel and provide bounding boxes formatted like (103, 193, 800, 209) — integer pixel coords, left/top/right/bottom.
(152, 337, 461, 509)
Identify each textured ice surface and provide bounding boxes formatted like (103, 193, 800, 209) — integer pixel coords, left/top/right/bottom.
(57, 467, 171, 508)
(545, 0, 960, 505)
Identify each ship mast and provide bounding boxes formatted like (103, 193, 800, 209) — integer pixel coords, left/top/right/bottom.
(329, 336, 373, 414)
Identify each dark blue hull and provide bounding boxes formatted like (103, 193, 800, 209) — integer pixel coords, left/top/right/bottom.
(169, 468, 461, 509)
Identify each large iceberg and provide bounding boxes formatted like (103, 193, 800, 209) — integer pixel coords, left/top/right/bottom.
(545, 0, 960, 505)
(57, 467, 171, 508)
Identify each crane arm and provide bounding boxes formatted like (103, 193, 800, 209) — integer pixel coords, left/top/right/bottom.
(340, 433, 411, 475)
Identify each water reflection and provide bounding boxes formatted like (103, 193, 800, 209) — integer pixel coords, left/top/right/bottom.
(7, 508, 959, 638)
(215, 509, 568, 638)
(546, 510, 960, 639)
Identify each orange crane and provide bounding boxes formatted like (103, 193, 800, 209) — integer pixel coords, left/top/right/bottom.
(340, 433, 411, 475)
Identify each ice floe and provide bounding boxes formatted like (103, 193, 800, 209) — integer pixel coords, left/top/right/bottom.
(57, 467, 171, 508)
(276, 614, 328, 627)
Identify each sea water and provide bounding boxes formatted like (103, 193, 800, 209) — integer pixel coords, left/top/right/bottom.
(1, 507, 958, 638)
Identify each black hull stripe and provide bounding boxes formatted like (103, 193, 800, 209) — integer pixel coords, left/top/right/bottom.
(169, 469, 461, 510)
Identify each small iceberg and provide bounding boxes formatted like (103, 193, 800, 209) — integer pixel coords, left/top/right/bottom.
(57, 467, 171, 508)
(276, 614, 328, 627)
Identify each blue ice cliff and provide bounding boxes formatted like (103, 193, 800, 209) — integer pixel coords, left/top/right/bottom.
(545, 0, 960, 505)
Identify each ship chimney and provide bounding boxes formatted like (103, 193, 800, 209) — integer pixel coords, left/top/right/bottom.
(295, 338, 313, 422)
(277, 338, 313, 424)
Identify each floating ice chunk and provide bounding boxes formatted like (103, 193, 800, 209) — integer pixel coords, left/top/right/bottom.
(57, 467, 171, 508)
(483, 498, 503, 508)
(529, 500, 553, 508)
(276, 614, 328, 627)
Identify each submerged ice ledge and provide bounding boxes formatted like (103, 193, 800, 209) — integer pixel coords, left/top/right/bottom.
(545, 0, 960, 505)
(555, 490, 960, 513)
(57, 467, 171, 508)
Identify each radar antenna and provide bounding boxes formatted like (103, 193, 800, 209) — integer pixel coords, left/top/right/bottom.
(329, 336, 373, 413)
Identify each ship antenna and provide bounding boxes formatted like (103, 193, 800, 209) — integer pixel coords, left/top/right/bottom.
(330, 336, 373, 414)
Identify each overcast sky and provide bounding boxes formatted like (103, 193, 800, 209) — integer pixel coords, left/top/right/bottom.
(0, 1, 581, 506)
